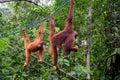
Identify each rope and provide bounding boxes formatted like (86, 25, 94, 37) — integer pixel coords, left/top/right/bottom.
(32, 55, 79, 80)
(1, 38, 78, 80)
(0, 0, 69, 38)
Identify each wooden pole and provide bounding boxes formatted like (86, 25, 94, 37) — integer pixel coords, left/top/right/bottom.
(86, 0, 92, 80)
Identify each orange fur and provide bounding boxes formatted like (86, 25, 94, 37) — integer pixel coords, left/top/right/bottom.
(22, 21, 45, 67)
(49, 0, 78, 70)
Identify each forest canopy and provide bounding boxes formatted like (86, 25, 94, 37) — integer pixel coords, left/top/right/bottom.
(0, 0, 120, 80)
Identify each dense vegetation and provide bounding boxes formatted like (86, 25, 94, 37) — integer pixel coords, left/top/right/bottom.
(0, 0, 120, 80)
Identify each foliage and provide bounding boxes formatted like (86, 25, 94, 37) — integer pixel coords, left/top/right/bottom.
(0, 38, 9, 51)
(0, 0, 120, 80)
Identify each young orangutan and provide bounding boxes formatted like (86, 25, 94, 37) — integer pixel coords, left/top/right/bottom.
(49, 0, 78, 70)
(22, 21, 45, 67)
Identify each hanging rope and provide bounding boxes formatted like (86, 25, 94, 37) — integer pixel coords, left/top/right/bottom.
(0, 0, 69, 38)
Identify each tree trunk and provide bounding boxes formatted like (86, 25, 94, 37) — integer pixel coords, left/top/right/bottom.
(86, 0, 92, 80)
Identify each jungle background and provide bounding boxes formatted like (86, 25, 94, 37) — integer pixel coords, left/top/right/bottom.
(0, 0, 120, 80)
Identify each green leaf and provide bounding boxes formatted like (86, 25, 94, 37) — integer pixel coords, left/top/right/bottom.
(0, 38, 10, 51)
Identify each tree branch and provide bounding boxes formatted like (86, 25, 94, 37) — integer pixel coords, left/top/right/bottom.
(0, 0, 39, 6)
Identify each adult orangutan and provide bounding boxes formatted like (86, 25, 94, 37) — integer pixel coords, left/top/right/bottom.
(22, 21, 45, 67)
(49, 0, 78, 70)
